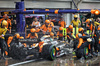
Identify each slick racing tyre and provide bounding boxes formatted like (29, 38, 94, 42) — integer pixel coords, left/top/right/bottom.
(42, 44, 56, 60)
(11, 45, 27, 60)
(75, 49, 83, 59)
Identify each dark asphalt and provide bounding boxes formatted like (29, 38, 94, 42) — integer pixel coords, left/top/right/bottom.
(0, 54, 100, 66)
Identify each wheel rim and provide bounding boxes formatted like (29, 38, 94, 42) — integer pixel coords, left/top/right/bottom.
(51, 48, 56, 59)
(84, 47, 88, 58)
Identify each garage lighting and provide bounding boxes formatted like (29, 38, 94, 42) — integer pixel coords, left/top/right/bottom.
(91, 9, 100, 15)
(91, 9, 95, 14)
(95, 10, 100, 15)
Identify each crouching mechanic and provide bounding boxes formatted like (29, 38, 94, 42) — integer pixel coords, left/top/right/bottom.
(26, 28, 38, 39)
(40, 20, 52, 34)
(57, 27, 64, 40)
(7, 33, 21, 48)
(50, 32, 54, 41)
(0, 20, 8, 59)
(75, 28, 97, 59)
(95, 27, 100, 52)
(66, 25, 75, 43)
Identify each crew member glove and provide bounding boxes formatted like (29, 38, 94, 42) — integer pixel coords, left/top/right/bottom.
(87, 38, 92, 42)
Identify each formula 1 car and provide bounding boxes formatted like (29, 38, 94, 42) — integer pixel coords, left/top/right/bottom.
(5, 34, 72, 60)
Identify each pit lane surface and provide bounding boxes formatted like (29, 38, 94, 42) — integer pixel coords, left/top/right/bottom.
(0, 54, 100, 66)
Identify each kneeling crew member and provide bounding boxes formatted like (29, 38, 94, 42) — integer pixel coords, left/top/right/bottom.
(57, 27, 64, 40)
(66, 25, 75, 43)
(95, 27, 100, 52)
(40, 20, 52, 34)
(76, 28, 96, 58)
(26, 28, 38, 39)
